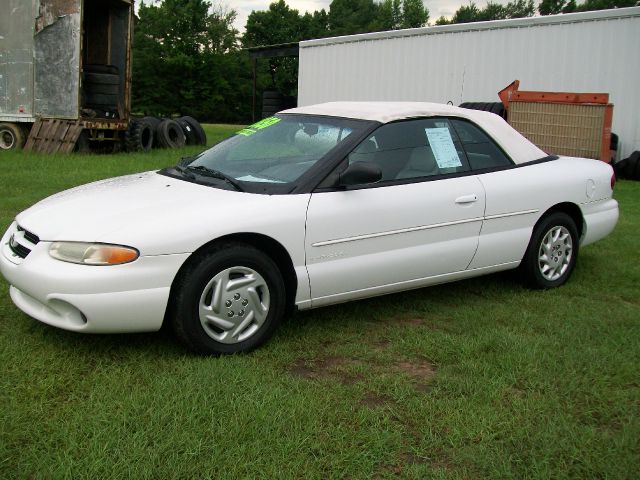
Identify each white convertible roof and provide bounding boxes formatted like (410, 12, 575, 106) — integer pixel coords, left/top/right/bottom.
(282, 101, 546, 164)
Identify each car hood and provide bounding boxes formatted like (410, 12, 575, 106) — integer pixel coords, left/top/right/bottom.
(15, 171, 282, 255)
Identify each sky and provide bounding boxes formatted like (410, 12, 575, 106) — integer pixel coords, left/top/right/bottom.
(229, 0, 469, 32)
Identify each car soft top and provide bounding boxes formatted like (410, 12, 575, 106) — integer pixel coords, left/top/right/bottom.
(282, 101, 547, 165)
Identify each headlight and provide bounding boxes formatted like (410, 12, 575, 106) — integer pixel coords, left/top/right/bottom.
(49, 242, 139, 265)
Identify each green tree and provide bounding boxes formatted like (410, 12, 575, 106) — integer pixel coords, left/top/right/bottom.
(402, 0, 429, 27)
(538, 0, 566, 14)
(242, 1, 307, 98)
(132, 0, 250, 123)
(539, 0, 634, 15)
(505, 0, 535, 17)
(451, 2, 481, 23)
(376, 0, 403, 30)
(328, 0, 381, 36)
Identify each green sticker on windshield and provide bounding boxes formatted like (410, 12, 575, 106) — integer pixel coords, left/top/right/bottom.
(236, 117, 281, 136)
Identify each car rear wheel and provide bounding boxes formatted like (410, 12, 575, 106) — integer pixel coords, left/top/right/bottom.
(521, 212, 579, 289)
(170, 244, 286, 354)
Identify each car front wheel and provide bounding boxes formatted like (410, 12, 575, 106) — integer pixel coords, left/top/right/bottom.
(522, 212, 579, 289)
(170, 243, 286, 354)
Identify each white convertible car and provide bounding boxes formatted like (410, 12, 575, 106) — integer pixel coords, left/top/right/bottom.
(0, 102, 619, 354)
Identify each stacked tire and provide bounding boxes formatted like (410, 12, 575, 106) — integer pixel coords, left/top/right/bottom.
(125, 119, 154, 152)
(262, 91, 296, 118)
(458, 102, 506, 119)
(83, 65, 120, 117)
(125, 115, 206, 152)
(613, 151, 640, 181)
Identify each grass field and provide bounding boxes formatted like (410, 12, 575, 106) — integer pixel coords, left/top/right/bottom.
(1, 125, 638, 479)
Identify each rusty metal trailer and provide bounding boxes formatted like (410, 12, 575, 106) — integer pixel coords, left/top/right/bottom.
(0, 0, 134, 153)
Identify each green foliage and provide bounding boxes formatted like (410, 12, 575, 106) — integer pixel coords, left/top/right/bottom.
(132, 0, 251, 123)
(539, 0, 635, 15)
(402, 0, 430, 28)
(376, 0, 403, 30)
(328, 0, 381, 35)
(446, 0, 535, 24)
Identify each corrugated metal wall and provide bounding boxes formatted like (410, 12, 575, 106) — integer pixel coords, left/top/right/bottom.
(298, 8, 640, 159)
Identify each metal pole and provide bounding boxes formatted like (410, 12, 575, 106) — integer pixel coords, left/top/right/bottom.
(252, 57, 257, 122)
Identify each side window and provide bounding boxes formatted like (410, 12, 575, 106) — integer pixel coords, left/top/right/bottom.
(450, 119, 513, 170)
(348, 118, 470, 182)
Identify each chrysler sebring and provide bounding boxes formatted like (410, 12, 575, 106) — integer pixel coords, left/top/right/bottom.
(0, 102, 619, 354)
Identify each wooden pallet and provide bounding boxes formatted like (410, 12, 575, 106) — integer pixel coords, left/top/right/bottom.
(24, 119, 83, 154)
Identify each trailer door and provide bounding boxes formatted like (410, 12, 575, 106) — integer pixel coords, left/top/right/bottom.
(34, 0, 82, 119)
(0, 0, 35, 118)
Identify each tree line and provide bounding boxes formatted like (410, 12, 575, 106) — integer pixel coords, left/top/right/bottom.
(132, 0, 636, 123)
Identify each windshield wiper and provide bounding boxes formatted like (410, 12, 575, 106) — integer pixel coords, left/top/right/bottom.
(186, 165, 244, 192)
(173, 165, 196, 180)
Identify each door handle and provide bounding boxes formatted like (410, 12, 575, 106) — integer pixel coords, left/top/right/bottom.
(455, 194, 478, 204)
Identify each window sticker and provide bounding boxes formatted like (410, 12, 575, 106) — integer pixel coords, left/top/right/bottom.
(236, 117, 281, 136)
(425, 127, 462, 168)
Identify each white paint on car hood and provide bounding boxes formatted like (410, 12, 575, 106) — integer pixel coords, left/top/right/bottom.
(15, 171, 311, 257)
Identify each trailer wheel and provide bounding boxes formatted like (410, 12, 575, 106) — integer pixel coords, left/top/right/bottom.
(0, 122, 26, 151)
(178, 116, 206, 146)
(157, 119, 186, 149)
(74, 130, 91, 153)
(125, 119, 153, 152)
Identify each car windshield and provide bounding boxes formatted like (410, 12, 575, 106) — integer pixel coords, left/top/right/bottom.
(185, 115, 363, 187)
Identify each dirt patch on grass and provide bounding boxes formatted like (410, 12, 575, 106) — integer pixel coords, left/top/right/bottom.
(288, 356, 364, 385)
(393, 358, 436, 392)
(360, 392, 395, 408)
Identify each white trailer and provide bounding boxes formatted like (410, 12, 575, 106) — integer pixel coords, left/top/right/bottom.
(297, 7, 640, 159)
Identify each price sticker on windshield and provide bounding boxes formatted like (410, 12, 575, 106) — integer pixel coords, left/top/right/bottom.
(237, 117, 281, 136)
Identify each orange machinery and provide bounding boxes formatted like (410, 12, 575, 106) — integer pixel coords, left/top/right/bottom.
(498, 80, 614, 162)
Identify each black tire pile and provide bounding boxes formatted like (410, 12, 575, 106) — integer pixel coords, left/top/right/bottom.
(613, 151, 640, 181)
(83, 65, 120, 119)
(458, 102, 507, 119)
(125, 116, 207, 152)
(262, 90, 296, 119)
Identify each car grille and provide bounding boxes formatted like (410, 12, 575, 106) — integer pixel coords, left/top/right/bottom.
(9, 225, 40, 259)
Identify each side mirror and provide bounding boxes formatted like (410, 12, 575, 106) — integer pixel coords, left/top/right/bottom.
(339, 161, 382, 187)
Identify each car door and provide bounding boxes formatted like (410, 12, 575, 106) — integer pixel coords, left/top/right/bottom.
(305, 118, 486, 307)
(446, 119, 542, 270)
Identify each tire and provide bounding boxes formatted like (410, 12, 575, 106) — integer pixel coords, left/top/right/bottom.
(141, 116, 161, 146)
(125, 119, 153, 152)
(521, 212, 579, 289)
(262, 99, 284, 108)
(85, 92, 118, 106)
(262, 90, 283, 101)
(176, 117, 198, 145)
(85, 83, 119, 95)
(157, 119, 186, 149)
(142, 116, 161, 132)
(0, 122, 26, 151)
(177, 116, 206, 145)
(610, 133, 618, 152)
(74, 130, 91, 153)
(489, 102, 506, 117)
(83, 64, 119, 75)
(83, 72, 120, 85)
(170, 243, 286, 355)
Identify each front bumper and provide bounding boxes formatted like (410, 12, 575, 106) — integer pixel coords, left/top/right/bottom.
(0, 222, 190, 333)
